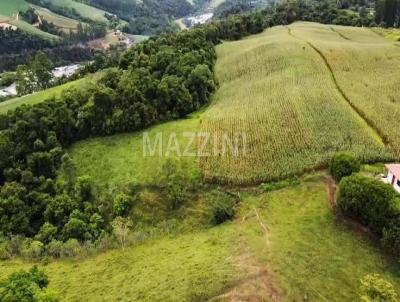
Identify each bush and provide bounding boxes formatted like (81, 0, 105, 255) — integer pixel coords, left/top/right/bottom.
(337, 174, 399, 235)
(113, 193, 134, 217)
(259, 177, 300, 192)
(338, 174, 400, 254)
(330, 152, 361, 181)
(0, 266, 59, 302)
(21, 240, 44, 261)
(359, 274, 399, 302)
(208, 190, 237, 225)
(61, 239, 81, 257)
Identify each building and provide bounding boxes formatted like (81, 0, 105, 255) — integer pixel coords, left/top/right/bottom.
(382, 164, 400, 193)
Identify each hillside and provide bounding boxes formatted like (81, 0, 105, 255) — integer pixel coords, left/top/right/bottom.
(200, 22, 399, 184)
(66, 22, 400, 187)
(1, 174, 400, 301)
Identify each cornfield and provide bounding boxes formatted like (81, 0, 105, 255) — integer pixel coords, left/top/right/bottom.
(200, 24, 395, 185)
(290, 22, 400, 154)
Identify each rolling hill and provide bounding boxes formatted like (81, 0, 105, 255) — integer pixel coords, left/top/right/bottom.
(200, 22, 400, 184)
(1, 174, 400, 301)
(62, 22, 400, 188)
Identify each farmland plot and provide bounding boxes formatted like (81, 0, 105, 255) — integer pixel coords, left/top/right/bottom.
(200, 25, 392, 184)
(289, 22, 400, 155)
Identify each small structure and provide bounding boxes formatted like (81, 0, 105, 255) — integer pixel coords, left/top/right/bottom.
(382, 164, 400, 193)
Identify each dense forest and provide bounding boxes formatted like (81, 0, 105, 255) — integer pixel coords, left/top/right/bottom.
(85, 0, 193, 34)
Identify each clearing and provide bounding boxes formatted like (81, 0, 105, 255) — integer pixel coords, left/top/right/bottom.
(0, 76, 93, 114)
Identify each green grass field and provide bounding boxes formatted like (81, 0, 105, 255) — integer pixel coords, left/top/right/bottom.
(32, 5, 81, 31)
(49, 0, 109, 24)
(0, 77, 91, 114)
(0, 0, 28, 17)
(1, 175, 399, 301)
(0, 0, 60, 40)
(68, 111, 202, 190)
(200, 23, 394, 185)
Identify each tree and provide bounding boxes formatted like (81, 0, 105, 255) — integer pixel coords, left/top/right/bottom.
(112, 216, 133, 250)
(113, 193, 134, 217)
(30, 51, 53, 90)
(360, 274, 399, 302)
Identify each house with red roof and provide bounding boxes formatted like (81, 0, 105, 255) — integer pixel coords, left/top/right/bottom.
(382, 164, 400, 193)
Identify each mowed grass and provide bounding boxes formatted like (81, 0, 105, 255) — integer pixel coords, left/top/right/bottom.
(1, 176, 399, 300)
(237, 175, 400, 300)
(0, 77, 92, 114)
(290, 22, 400, 154)
(68, 111, 202, 190)
(200, 24, 392, 185)
(0, 226, 237, 301)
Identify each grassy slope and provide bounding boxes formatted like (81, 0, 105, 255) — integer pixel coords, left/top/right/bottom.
(200, 24, 392, 185)
(0, 77, 91, 114)
(69, 111, 202, 190)
(238, 175, 400, 300)
(0, 0, 28, 17)
(32, 5, 81, 31)
(49, 0, 109, 24)
(0, 0, 60, 40)
(0, 226, 237, 301)
(1, 176, 399, 300)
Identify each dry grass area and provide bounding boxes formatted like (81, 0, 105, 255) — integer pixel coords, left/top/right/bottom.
(200, 24, 393, 185)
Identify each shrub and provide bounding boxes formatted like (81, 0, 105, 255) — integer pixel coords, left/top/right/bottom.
(21, 240, 44, 261)
(0, 266, 59, 302)
(61, 239, 81, 257)
(113, 193, 134, 217)
(208, 190, 237, 225)
(330, 152, 360, 181)
(45, 240, 63, 258)
(338, 174, 400, 254)
(359, 274, 399, 302)
(259, 177, 300, 192)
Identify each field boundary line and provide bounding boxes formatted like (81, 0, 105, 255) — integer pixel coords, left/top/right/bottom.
(287, 26, 388, 146)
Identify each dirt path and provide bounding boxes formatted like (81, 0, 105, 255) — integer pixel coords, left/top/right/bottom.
(212, 244, 282, 302)
(324, 175, 337, 208)
(212, 210, 283, 302)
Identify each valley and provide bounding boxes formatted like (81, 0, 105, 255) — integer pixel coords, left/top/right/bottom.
(1, 1, 400, 300)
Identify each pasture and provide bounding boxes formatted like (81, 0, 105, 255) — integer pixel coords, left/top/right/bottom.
(49, 0, 109, 24)
(68, 111, 201, 190)
(32, 5, 81, 31)
(200, 24, 394, 184)
(0, 77, 92, 114)
(1, 175, 399, 300)
(0, 0, 28, 17)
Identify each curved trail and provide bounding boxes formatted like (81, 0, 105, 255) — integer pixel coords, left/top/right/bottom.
(287, 27, 388, 146)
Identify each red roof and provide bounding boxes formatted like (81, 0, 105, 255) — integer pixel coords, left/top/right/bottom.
(386, 164, 400, 179)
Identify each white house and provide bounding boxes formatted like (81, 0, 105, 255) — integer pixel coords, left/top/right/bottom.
(382, 164, 400, 193)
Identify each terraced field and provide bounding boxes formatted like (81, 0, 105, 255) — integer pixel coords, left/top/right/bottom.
(200, 23, 398, 184)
